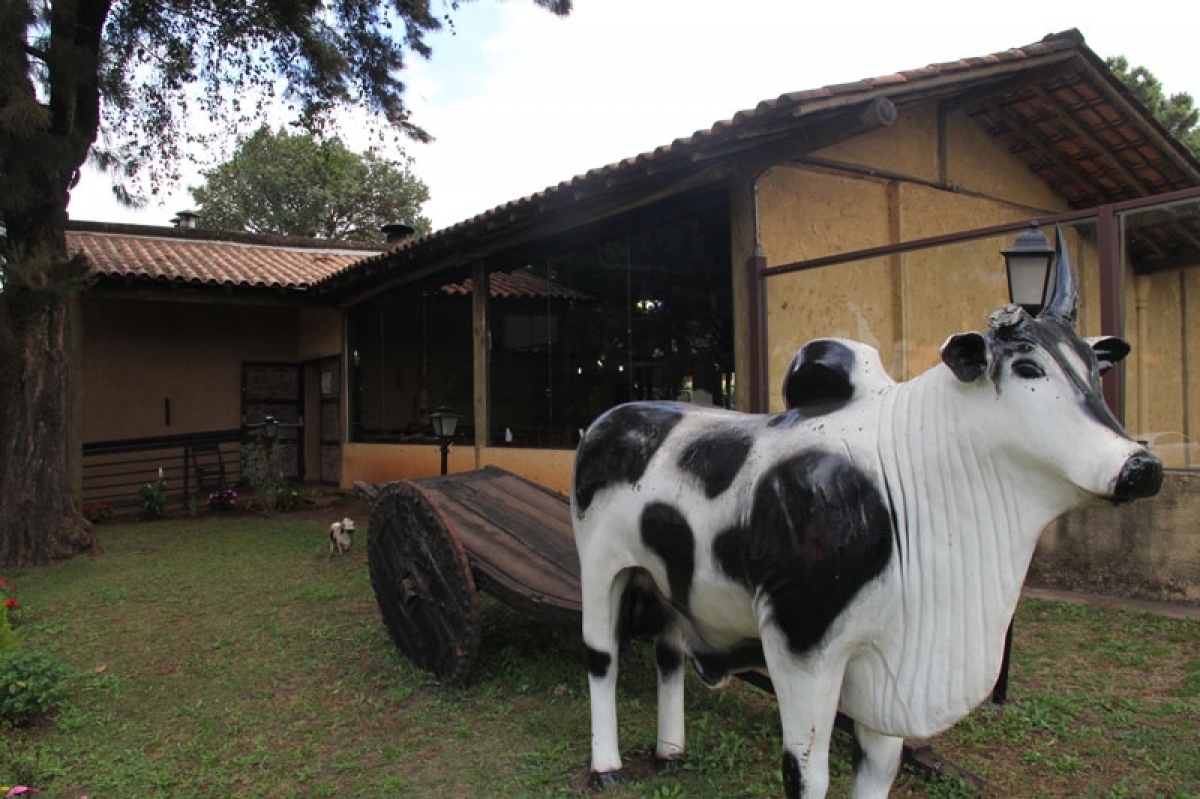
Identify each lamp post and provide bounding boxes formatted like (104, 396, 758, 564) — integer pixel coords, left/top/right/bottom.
(429, 406, 461, 475)
(1001, 222, 1056, 316)
(991, 222, 1056, 707)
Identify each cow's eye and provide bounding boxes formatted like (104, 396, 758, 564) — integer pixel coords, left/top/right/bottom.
(1012, 359, 1045, 379)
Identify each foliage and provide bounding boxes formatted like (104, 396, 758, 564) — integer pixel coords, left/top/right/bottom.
(1107, 56, 1200, 158)
(81, 503, 113, 524)
(273, 479, 301, 513)
(207, 486, 238, 512)
(136, 469, 168, 519)
(0, 579, 18, 628)
(0, 650, 70, 728)
(191, 128, 433, 241)
(239, 437, 299, 516)
(0, 581, 68, 729)
(0, 606, 20, 656)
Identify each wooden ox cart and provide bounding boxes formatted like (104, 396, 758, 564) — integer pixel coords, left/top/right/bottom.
(358, 465, 982, 789)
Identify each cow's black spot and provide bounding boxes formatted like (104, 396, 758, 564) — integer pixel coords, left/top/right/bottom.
(654, 638, 684, 679)
(677, 431, 753, 498)
(713, 451, 894, 656)
(783, 340, 856, 414)
(690, 640, 767, 687)
(573, 403, 686, 515)
(617, 573, 668, 645)
(642, 502, 695, 608)
(585, 645, 611, 679)
(782, 750, 803, 799)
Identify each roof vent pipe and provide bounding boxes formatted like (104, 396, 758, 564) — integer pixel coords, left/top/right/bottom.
(382, 222, 416, 244)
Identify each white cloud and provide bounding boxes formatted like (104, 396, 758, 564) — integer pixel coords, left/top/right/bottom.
(69, 0, 1200, 229)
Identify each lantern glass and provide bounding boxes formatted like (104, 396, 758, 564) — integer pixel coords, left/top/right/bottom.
(1001, 223, 1055, 315)
(430, 406, 460, 439)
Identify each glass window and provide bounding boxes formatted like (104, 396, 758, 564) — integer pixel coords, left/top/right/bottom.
(346, 186, 734, 451)
(1120, 197, 1200, 468)
(487, 187, 734, 448)
(347, 283, 473, 443)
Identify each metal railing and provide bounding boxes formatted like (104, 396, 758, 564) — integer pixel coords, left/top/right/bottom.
(82, 429, 245, 507)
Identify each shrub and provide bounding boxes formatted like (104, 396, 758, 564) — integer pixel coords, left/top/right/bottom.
(207, 486, 238, 511)
(138, 468, 168, 518)
(0, 578, 19, 628)
(82, 502, 114, 523)
(0, 650, 69, 727)
(0, 605, 20, 655)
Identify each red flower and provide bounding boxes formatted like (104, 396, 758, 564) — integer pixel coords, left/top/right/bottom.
(4, 598, 16, 608)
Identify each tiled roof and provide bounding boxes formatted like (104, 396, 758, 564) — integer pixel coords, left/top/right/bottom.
(314, 29, 1200, 297)
(69, 223, 386, 291)
(440, 267, 589, 300)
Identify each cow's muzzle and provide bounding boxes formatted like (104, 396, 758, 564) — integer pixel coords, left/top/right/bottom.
(1111, 451, 1164, 503)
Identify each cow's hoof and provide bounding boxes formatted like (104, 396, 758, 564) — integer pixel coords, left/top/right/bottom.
(588, 769, 630, 789)
(654, 755, 686, 773)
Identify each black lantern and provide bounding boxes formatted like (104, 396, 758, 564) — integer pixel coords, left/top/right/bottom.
(429, 406, 461, 475)
(1001, 222, 1055, 315)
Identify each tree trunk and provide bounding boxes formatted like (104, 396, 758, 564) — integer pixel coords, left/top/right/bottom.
(0, 226, 98, 567)
(0, 287, 97, 567)
(0, 0, 109, 567)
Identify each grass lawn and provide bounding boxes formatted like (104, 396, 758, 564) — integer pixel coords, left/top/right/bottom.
(3, 506, 1198, 797)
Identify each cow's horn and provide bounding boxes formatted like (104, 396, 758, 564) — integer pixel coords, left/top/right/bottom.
(1039, 224, 1079, 325)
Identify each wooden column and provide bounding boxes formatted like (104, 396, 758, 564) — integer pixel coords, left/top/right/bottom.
(730, 170, 768, 413)
(472, 263, 490, 462)
(1098, 205, 1126, 423)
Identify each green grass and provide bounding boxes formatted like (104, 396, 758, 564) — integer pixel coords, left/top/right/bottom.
(3, 511, 1199, 797)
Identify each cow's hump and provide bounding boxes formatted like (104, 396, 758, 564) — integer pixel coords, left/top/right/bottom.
(782, 339, 893, 415)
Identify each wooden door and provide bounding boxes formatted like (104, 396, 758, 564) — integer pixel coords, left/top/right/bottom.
(241, 362, 303, 480)
(317, 356, 342, 484)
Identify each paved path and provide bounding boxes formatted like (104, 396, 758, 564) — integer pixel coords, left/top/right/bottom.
(1023, 586, 1200, 622)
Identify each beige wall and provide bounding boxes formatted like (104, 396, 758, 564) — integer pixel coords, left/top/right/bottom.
(82, 297, 340, 442)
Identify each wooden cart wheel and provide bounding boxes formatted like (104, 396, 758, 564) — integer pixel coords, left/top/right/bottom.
(367, 481, 479, 685)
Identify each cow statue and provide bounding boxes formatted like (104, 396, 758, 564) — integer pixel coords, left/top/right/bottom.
(571, 229, 1162, 798)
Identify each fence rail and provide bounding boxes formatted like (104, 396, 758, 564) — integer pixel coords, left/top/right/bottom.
(82, 429, 246, 507)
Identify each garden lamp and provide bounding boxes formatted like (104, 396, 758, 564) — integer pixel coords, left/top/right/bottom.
(429, 406, 461, 475)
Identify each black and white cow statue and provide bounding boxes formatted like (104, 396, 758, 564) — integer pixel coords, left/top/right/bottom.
(571, 230, 1162, 798)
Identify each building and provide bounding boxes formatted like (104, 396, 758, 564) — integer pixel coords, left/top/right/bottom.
(75, 30, 1200, 506)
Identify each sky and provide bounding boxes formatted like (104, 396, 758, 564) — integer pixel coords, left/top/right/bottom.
(67, 0, 1199, 231)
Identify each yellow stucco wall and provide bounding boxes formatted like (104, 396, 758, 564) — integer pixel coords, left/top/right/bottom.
(758, 101, 1083, 405)
(82, 298, 345, 451)
(1125, 266, 1198, 468)
(343, 443, 574, 494)
(297, 308, 342, 361)
(82, 298, 316, 441)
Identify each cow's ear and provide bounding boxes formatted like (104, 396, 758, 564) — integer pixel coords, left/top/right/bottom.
(1087, 336, 1131, 375)
(940, 332, 990, 383)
